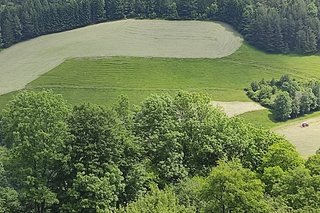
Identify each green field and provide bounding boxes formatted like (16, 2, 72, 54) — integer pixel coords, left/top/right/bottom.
(2, 43, 320, 122)
(2, 40, 320, 155)
(239, 109, 320, 128)
(0, 20, 243, 95)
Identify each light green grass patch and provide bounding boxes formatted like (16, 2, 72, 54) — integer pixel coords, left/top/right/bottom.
(240, 109, 320, 129)
(3, 43, 320, 110)
(3, 36, 320, 132)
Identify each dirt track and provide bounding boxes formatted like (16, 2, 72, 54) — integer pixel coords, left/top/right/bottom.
(0, 19, 243, 95)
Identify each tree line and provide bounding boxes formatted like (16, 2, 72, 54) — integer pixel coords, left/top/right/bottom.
(1, 0, 320, 54)
(246, 75, 320, 121)
(0, 90, 320, 212)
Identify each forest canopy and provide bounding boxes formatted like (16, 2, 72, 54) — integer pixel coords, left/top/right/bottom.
(1, 0, 320, 54)
(0, 90, 320, 212)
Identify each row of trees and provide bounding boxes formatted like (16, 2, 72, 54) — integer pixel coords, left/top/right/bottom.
(247, 75, 320, 121)
(1, 0, 320, 53)
(1, 90, 317, 212)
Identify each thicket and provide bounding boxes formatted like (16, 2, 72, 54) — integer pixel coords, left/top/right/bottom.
(1, 0, 320, 54)
(246, 75, 320, 121)
(0, 90, 320, 212)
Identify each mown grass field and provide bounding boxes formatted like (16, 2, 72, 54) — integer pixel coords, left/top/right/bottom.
(2, 43, 320, 108)
(0, 20, 242, 95)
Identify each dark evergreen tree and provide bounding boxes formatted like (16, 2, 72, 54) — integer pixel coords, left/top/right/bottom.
(21, 10, 35, 39)
(1, 0, 320, 54)
(0, 26, 3, 48)
(79, 0, 92, 26)
(1, 13, 14, 47)
(91, 0, 105, 23)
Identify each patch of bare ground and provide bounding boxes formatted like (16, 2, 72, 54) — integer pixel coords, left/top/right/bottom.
(211, 101, 265, 117)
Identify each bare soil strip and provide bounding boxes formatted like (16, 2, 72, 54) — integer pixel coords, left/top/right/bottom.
(211, 101, 265, 117)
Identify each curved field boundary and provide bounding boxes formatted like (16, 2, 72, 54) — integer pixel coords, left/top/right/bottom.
(0, 19, 243, 95)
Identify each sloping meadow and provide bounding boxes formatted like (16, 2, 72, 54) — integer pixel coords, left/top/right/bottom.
(0, 19, 243, 95)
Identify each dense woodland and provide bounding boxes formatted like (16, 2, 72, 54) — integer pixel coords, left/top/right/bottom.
(247, 75, 320, 121)
(0, 90, 320, 212)
(1, 0, 320, 53)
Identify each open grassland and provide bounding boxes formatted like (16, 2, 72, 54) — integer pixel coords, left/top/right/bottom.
(0, 19, 242, 95)
(3, 43, 320, 107)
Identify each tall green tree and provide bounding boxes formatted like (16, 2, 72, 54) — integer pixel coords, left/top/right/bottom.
(61, 103, 149, 211)
(0, 26, 3, 48)
(91, 0, 105, 23)
(21, 10, 35, 39)
(202, 159, 271, 213)
(0, 91, 71, 213)
(273, 91, 293, 121)
(134, 94, 188, 186)
(271, 167, 320, 210)
(61, 104, 125, 211)
(1, 11, 15, 47)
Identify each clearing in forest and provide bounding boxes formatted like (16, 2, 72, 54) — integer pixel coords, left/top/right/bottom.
(274, 117, 320, 157)
(0, 19, 243, 95)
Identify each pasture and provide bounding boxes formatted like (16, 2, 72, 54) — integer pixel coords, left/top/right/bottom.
(5, 43, 320, 108)
(0, 19, 242, 95)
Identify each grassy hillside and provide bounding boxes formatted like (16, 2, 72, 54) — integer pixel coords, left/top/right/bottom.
(2, 43, 320, 118)
(0, 20, 242, 95)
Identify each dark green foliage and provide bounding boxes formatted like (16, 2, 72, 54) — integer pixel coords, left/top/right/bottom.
(0, 90, 319, 212)
(247, 75, 320, 121)
(0, 26, 3, 48)
(273, 91, 293, 121)
(0, 91, 320, 213)
(306, 154, 320, 176)
(60, 103, 149, 211)
(2, 0, 320, 53)
(0, 91, 71, 212)
(91, 0, 106, 23)
(134, 92, 279, 186)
